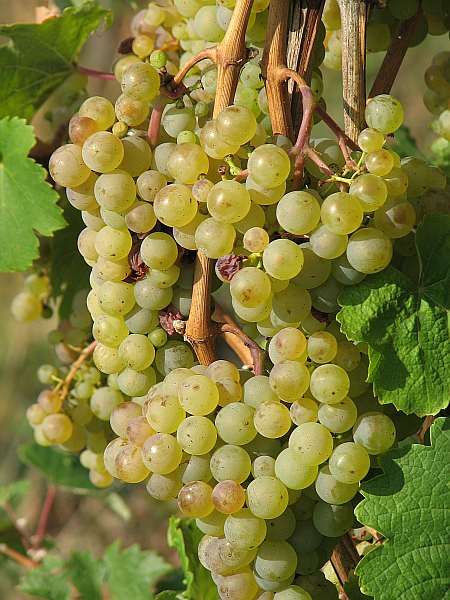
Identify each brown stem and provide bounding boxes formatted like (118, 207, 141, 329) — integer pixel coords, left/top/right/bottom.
(315, 104, 359, 168)
(234, 168, 249, 183)
(148, 103, 164, 147)
(331, 532, 360, 596)
(418, 415, 436, 444)
(213, 305, 264, 374)
(337, 0, 369, 143)
(32, 485, 57, 549)
(77, 65, 116, 80)
(0, 544, 38, 569)
(172, 48, 217, 87)
(369, 10, 423, 98)
(58, 341, 96, 403)
(184, 0, 254, 367)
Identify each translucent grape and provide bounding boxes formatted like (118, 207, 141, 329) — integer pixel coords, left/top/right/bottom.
(255, 540, 298, 583)
(243, 376, 279, 409)
(269, 360, 310, 402)
(333, 341, 361, 372)
(136, 170, 167, 202)
(91, 387, 123, 421)
(119, 136, 152, 177)
(117, 366, 156, 396)
(163, 106, 196, 138)
(177, 416, 217, 455)
(357, 128, 385, 153)
(98, 280, 135, 316)
(349, 174, 387, 212)
(263, 239, 304, 280)
(206, 360, 240, 383)
(309, 364, 350, 404)
(312, 501, 353, 537)
(224, 508, 267, 549)
(207, 180, 251, 224)
(246, 476, 289, 519)
(309, 225, 348, 259)
(329, 442, 371, 484)
(292, 246, 332, 289)
(141, 433, 182, 474)
(373, 198, 416, 238)
(11, 292, 42, 322)
(268, 328, 307, 364)
(216, 105, 257, 146)
(352, 412, 396, 454)
(155, 341, 194, 375)
(154, 183, 197, 227)
(276, 191, 321, 235)
(331, 254, 366, 286)
(365, 149, 394, 176)
(365, 94, 404, 134)
(179, 375, 219, 416)
(210, 444, 251, 483)
(246, 177, 286, 206)
(199, 119, 240, 159)
(118, 334, 155, 371)
(346, 227, 393, 274)
(273, 585, 312, 599)
(212, 480, 246, 514)
(230, 267, 272, 308)
(147, 471, 182, 501)
(195, 218, 236, 258)
(49, 144, 91, 188)
(93, 314, 128, 347)
(247, 144, 291, 189)
(254, 401, 292, 439)
(275, 448, 318, 490)
(252, 455, 276, 478)
(289, 397, 319, 426)
(167, 143, 209, 184)
(181, 454, 212, 484)
(243, 227, 269, 252)
(69, 115, 99, 145)
(115, 94, 149, 127)
(178, 480, 214, 518)
(41, 414, 73, 444)
(196, 512, 226, 537)
(307, 331, 337, 364)
(271, 285, 311, 325)
(140, 232, 178, 269)
(215, 403, 257, 445)
(125, 307, 158, 334)
(79, 96, 115, 130)
(134, 278, 172, 310)
(82, 132, 124, 173)
(320, 192, 363, 235)
(383, 167, 408, 198)
(318, 396, 357, 433)
(125, 201, 157, 234)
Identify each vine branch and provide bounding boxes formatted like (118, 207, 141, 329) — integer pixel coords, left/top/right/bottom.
(32, 485, 57, 549)
(57, 341, 97, 402)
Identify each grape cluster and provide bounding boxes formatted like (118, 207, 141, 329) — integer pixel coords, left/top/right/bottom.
(10, 273, 50, 322)
(423, 50, 450, 163)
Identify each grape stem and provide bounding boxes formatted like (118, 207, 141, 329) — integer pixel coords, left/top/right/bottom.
(331, 532, 360, 595)
(57, 340, 97, 403)
(147, 102, 164, 147)
(0, 544, 38, 570)
(32, 485, 57, 549)
(76, 65, 116, 80)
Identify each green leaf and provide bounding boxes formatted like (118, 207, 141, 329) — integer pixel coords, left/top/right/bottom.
(103, 541, 172, 600)
(0, 2, 111, 120)
(391, 125, 424, 159)
(50, 201, 90, 318)
(0, 117, 66, 272)
(156, 593, 180, 600)
(19, 555, 70, 600)
(337, 215, 450, 416)
(66, 551, 104, 600)
(355, 418, 450, 600)
(0, 480, 30, 507)
(18, 443, 95, 490)
(344, 572, 371, 600)
(167, 517, 218, 600)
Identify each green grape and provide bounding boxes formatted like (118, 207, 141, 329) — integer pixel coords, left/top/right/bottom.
(196, 511, 227, 537)
(320, 192, 363, 235)
(177, 130, 197, 145)
(255, 573, 295, 593)
(119, 136, 152, 177)
(255, 540, 298, 582)
(216, 570, 259, 600)
(333, 340, 361, 372)
(82, 132, 124, 173)
(94, 226, 132, 261)
(331, 254, 365, 286)
(365, 94, 404, 134)
(125, 307, 159, 334)
(382, 167, 408, 198)
(271, 285, 312, 325)
(252, 455, 276, 478)
(233, 295, 272, 323)
(307, 331, 337, 364)
(290, 397, 319, 426)
(276, 191, 321, 235)
(254, 401, 292, 439)
(269, 360, 310, 402)
(216, 105, 257, 146)
(207, 359, 240, 383)
(146, 264, 180, 289)
(274, 448, 318, 490)
(329, 442, 371, 484)
(117, 366, 156, 396)
(114, 55, 141, 83)
(115, 441, 150, 483)
(318, 396, 357, 433)
(210, 444, 251, 483)
(126, 416, 155, 446)
(193, 6, 224, 42)
(389, 0, 419, 21)
(212, 480, 246, 514)
(178, 480, 214, 517)
(154, 183, 198, 227)
(373, 198, 416, 238)
(179, 374, 219, 416)
(37, 389, 62, 414)
(93, 314, 128, 347)
(115, 94, 149, 127)
(41, 413, 73, 444)
(357, 127, 385, 153)
(140, 232, 178, 269)
(177, 415, 217, 455)
(142, 433, 182, 474)
(97, 281, 135, 316)
(49, 143, 91, 188)
(309, 225, 348, 259)
(301, 312, 327, 335)
(247, 144, 291, 189)
(273, 585, 312, 599)
(295, 572, 337, 600)
(95, 256, 129, 282)
(167, 143, 209, 184)
(365, 149, 394, 176)
(145, 385, 186, 433)
(146, 471, 182, 501)
(289, 519, 323, 553)
(162, 106, 196, 138)
(263, 239, 304, 280)
(66, 173, 98, 211)
(91, 387, 123, 421)
(246, 177, 286, 206)
(243, 227, 270, 252)
(346, 228, 393, 274)
(192, 178, 214, 204)
(181, 454, 212, 484)
(173, 212, 207, 250)
(245, 435, 282, 459)
(136, 169, 167, 202)
(207, 180, 251, 223)
(155, 341, 194, 375)
(199, 119, 240, 159)
(315, 465, 358, 504)
(134, 279, 172, 310)
(349, 174, 387, 212)
(268, 328, 307, 364)
(288, 422, 333, 465)
(230, 267, 272, 308)
(11, 292, 42, 322)
(244, 375, 279, 408)
(195, 217, 236, 258)
(99, 207, 126, 230)
(266, 508, 296, 541)
(352, 412, 396, 454)
(310, 276, 342, 313)
(240, 62, 264, 89)
(366, 22, 391, 53)
(224, 508, 267, 549)
(79, 96, 115, 130)
(312, 501, 353, 537)
(246, 476, 289, 519)
(69, 115, 99, 145)
(148, 328, 168, 348)
(215, 403, 257, 445)
(292, 245, 332, 289)
(309, 364, 350, 404)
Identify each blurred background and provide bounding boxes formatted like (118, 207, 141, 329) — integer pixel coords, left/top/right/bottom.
(0, 1, 447, 598)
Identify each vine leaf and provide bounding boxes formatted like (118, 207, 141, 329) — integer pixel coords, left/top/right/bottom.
(337, 214, 450, 416)
(355, 418, 450, 600)
(103, 541, 172, 600)
(66, 551, 104, 600)
(167, 517, 218, 599)
(0, 1, 111, 120)
(0, 117, 66, 272)
(19, 555, 70, 600)
(18, 442, 96, 490)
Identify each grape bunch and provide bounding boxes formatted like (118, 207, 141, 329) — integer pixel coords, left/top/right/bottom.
(423, 50, 450, 165)
(10, 272, 51, 322)
(20, 0, 449, 598)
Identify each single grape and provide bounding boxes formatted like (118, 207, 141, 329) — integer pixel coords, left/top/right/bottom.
(178, 480, 214, 517)
(289, 397, 319, 426)
(212, 480, 246, 514)
(276, 191, 321, 235)
(309, 363, 350, 404)
(320, 192, 363, 235)
(177, 416, 217, 455)
(263, 239, 304, 280)
(215, 403, 257, 445)
(82, 132, 124, 173)
(230, 267, 272, 308)
(365, 94, 404, 134)
(247, 144, 291, 189)
(254, 401, 292, 439)
(346, 227, 393, 274)
(312, 501, 353, 537)
(154, 183, 198, 227)
(275, 448, 318, 490)
(246, 476, 289, 519)
(352, 412, 396, 454)
(254, 540, 298, 583)
(329, 442, 371, 484)
(224, 508, 267, 549)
